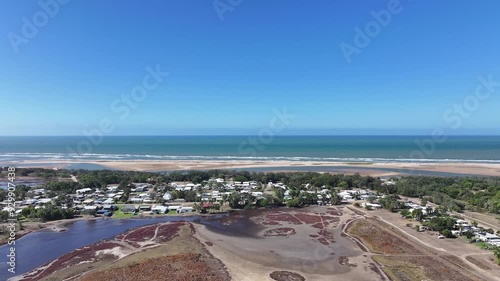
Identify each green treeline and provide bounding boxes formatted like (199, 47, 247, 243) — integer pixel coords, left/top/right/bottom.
(2, 168, 500, 214)
(376, 176, 500, 214)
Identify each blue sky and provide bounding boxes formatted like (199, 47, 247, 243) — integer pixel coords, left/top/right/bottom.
(1, 0, 499, 135)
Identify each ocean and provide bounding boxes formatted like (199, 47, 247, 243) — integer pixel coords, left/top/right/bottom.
(1, 135, 500, 163)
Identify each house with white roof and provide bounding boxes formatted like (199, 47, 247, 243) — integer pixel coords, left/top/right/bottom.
(76, 188, 92, 195)
(130, 197, 144, 203)
(163, 192, 173, 201)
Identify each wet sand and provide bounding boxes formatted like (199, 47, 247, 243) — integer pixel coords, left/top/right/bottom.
(7, 159, 500, 176)
(194, 206, 383, 281)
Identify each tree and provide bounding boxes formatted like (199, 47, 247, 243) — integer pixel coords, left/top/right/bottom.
(379, 195, 401, 212)
(338, 181, 349, 189)
(184, 191, 198, 202)
(274, 188, 285, 201)
(121, 193, 129, 203)
(493, 246, 500, 265)
(228, 193, 243, 209)
(286, 198, 301, 208)
(412, 209, 424, 221)
(464, 231, 474, 240)
(420, 198, 428, 206)
(330, 193, 342, 205)
(485, 228, 495, 234)
(400, 209, 410, 218)
(440, 229, 455, 238)
(0, 211, 10, 222)
(427, 217, 456, 232)
(233, 175, 248, 183)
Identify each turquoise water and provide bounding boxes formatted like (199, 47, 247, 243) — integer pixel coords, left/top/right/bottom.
(0, 136, 499, 163)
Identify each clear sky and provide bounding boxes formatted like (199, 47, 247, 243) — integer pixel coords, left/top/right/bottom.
(1, 0, 499, 135)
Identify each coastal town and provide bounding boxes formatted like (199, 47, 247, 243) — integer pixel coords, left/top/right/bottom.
(1, 168, 499, 263)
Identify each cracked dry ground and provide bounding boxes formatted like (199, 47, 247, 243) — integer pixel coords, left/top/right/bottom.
(18, 222, 230, 281)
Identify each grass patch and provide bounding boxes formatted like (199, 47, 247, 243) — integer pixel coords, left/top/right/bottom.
(112, 210, 134, 219)
(474, 241, 490, 250)
(372, 255, 427, 281)
(373, 255, 475, 281)
(347, 219, 422, 254)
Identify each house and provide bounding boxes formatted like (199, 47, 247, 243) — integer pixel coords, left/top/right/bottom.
(82, 199, 94, 205)
(162, 192, 173, 201)
(477, 233, 500, 242)
(338, 191, 354, 201)
(151, 205, 168, 214)
(362, 203, 382, 210)
(83, 205, 98, 211)
(107, 184, 119, 193)
(139, 205, 152, 211)
(167, 205, 182, 212)
(23, 199, 38, 205)
(130, 197, 143, 203)
(32, 189, 46, 195)
(107, 193, 117, 198)
(76, 188, 92, 195)
(102, 204, 117, 211)
(121, 206, 138, 213)
(177, 207, 194, 214)
(360, 194, 371, 200)
(96, 209, 112, 217)
(184, 183, 195, 191)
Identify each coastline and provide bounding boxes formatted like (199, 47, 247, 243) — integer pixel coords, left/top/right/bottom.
(6, 159, 500, 176)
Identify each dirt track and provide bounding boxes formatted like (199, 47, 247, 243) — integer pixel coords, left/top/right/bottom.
(347, 207, 500, 281)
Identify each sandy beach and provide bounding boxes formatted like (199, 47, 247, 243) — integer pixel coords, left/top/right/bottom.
(7, 159, 500, 176)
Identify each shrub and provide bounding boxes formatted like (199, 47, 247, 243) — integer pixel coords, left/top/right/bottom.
(440, 229, 456, 238)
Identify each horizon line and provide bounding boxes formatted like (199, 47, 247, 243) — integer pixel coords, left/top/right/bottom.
(1, 134, 500, 137)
